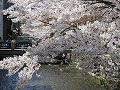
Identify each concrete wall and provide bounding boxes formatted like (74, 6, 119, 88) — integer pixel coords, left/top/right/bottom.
(0, 0, 3, 40)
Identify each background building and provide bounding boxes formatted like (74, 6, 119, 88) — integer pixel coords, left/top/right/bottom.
(3, 0, 13, 40)
(0, 0, 20, 41)
(0, 0, 3, 40)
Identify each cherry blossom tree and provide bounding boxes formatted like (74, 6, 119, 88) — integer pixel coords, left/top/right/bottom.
(4, 0, 119, 55)
(1, 0, 120, 89)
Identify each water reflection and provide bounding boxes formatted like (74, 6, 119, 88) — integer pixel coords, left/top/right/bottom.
(0, 70, 7, 90)
(0, 65, 107, 90)
(0, 69, 18, 90)
(24, 65, 107, 90)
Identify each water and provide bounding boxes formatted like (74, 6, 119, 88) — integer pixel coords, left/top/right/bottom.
(23, 65, 106, 90)
(0, 65, 107, 90)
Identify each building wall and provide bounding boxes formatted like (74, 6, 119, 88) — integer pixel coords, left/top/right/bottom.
(0, 0, 19, 40)
(3, 0, 12, 40)
(0, 0, 3, 40)
(3, 15, 12, 40)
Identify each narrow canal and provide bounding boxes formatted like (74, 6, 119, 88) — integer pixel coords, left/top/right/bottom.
(0, 65, 107, 90)
(23, 65, 106, 90)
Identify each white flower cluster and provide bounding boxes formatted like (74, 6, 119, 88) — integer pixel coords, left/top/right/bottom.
(2, 0, 120, 88)
(0, 52, 40, 90)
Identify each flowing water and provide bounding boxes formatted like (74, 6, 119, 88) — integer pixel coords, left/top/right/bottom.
(0, 65, 107, 90)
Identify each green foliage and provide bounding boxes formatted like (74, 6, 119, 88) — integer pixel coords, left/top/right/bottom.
(69, 63, 77, 68)
(98, 78, 120, 90)
(100, 78, 109, 89)
(116, 45, 120, 48)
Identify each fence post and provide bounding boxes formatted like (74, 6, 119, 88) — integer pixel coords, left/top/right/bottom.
(11, 40, 15, 50)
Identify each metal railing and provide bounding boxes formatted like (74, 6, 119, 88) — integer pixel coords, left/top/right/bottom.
(0, 42, 11, 49)
(15, 42, 32, 49)
(0, 41, 32, 49)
